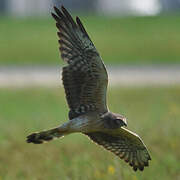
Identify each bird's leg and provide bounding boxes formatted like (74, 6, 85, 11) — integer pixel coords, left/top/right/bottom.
(26, 122, 70, 144)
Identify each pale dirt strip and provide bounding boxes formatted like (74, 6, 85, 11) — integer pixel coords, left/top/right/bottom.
(0, 66, 180, 88)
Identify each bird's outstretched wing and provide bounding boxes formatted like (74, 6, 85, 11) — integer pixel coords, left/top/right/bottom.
(86, 127, 151, 171)
(52, 6, 108, 120)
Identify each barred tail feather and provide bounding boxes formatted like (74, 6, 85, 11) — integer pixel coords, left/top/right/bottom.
(26, 127, 65, 144)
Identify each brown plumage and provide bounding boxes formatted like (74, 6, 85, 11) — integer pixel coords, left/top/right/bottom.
(52, 6, 108, 120)
(26, 6, 151, 171)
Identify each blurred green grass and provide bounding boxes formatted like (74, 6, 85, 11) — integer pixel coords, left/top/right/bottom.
(0, 14, 180, 65)
(0, 87, 180, 179)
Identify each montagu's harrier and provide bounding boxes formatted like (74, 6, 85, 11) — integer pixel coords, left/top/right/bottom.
(27, 6, 151, 171)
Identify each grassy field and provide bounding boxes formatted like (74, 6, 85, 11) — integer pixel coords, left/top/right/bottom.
(0, 87, 180, 179)
(0, 14, 180, 65)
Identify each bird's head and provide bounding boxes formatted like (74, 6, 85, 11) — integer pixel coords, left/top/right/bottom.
(114, 113, 127, 127)
(101, 112, 127, 129)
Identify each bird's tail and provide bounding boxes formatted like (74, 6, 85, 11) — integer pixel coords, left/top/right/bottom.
(26, 127, 67, 144)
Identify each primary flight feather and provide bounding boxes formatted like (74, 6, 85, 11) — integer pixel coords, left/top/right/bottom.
(27, 6, 151, 171)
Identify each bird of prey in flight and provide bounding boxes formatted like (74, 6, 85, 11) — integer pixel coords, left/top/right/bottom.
(27, 6, 151, 171)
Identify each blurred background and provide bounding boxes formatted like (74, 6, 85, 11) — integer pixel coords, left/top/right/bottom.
(0, 0, 180, 179)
